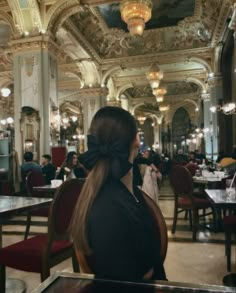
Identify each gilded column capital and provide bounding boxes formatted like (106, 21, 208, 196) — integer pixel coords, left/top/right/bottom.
(78, 87, 109, 99)
(10, 35, 60, 56)
(207, 75, 223, 88)
(106, 100, 121, 107)
(201, 93, 211, 101)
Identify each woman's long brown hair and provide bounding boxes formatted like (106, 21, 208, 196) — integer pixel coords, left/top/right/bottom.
(70, 106, 137, 254)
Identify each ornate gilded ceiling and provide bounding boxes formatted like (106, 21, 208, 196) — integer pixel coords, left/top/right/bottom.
(68, 0, 223, 59)
(0, 0, 235, 125)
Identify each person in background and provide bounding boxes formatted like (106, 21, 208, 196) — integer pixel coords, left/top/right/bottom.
(41, 154, 56, 184)
(173, 149, 188, 165)
(21, 151, 42, 179)
(188, 151, 196, 163)
(71, 106, 166, 282)
(56, 151, 86, 180)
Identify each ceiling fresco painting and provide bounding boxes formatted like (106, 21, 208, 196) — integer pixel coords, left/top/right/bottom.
(70, 0, 222, 59)
(97, 0, 196, 31)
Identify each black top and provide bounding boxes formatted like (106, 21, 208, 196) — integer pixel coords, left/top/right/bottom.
(88, 178, 166, 281)
(133, 157, 151, 186)
(41, 163, 56, 184)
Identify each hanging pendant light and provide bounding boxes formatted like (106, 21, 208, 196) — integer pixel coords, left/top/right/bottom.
(146, 63, 163, 89)
(120, 0, 152, 36)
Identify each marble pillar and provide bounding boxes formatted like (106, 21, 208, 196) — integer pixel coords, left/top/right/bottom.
(208, 75, 223, 159)
(11, 36, 59, 162)
(79, 87, 108, 150)
(202, 93, 212, 159)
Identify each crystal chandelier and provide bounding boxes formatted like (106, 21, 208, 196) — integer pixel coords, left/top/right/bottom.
(120, 0, 152, 36)
(137, 116, 146, 125)
(152, 87, 167, 103)
(146, 64, 164, 90)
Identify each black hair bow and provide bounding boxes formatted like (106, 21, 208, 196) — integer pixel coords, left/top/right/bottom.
(80, 135, 133, 179)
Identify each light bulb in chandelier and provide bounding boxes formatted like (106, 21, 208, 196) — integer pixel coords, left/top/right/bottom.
(146, 63, 164, 89)
(153, 87, 167, 97)
(155, 96, 164, 103)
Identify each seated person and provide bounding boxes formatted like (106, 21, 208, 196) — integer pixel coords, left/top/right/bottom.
(56, 151, 86, 180)
(173, 149, 188, 165)
(21, 151, 42, 179)
(41, 154, 56, 184)
(71, 106, 166, 281)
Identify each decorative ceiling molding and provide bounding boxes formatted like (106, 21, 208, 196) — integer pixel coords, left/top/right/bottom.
(112, 70, 207, 88)
(211, 0, 233, 47)
(45, 0, 80, 34)
(0, 10, 18, 37)
(99, 47, 213, 69)
(63, 19, 101, 64)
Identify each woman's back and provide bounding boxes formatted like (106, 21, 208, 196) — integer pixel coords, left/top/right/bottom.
(88, 178, 166, 281)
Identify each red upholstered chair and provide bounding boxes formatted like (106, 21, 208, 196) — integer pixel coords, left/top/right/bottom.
(223, 215, 236, 271)
(185, 163, 199, 176)
(170, 165, 216, 241)
(0, 178, 84, 292)
(24, 170, 49, 239)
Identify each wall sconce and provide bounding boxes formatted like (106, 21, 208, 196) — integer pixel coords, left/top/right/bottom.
(24, 139, 34, 152)
(210, 103, 236, 115)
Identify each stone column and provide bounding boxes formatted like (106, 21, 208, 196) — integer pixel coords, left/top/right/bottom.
(11, 35, 59, 162)
(79, 87, 108, 150)
(201, 93, 212, 159)
(228, 3, 236, 146)
(233, 32, 236, 146)
(208, 75, 223, 160)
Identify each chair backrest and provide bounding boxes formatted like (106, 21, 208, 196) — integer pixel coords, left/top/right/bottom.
(142, 190, 168, 263)
(75, 188, 168, 274)
(170, 165, 193, 198)
(185, 163, 199, 176)
(25, 170, 45, 196)
(47, 178, 84, 240)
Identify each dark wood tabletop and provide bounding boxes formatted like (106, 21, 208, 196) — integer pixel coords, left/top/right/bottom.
(32, 272, 236, 293)
(0, 195, 52, 219)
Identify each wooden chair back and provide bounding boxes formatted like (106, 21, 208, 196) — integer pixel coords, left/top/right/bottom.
(25, 170, 45, 196)
(170, 165, 194, 200)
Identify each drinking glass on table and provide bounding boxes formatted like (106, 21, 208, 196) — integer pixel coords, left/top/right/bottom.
(226, 179, 236, 199)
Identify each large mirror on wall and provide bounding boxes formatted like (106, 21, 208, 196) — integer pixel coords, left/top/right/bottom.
(20, 107, 40, 161)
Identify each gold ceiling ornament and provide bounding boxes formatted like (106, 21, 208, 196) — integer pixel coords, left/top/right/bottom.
(136, 116, 146, 124)
(146, 63, 164, 89)
(120, 0, 152, 36)
(159, 104, 170, 112)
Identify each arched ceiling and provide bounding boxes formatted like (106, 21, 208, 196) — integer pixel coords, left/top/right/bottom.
(0, 0, 234, 123)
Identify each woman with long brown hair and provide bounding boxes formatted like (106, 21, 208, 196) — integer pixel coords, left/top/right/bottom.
(71, 106, 166, 281)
